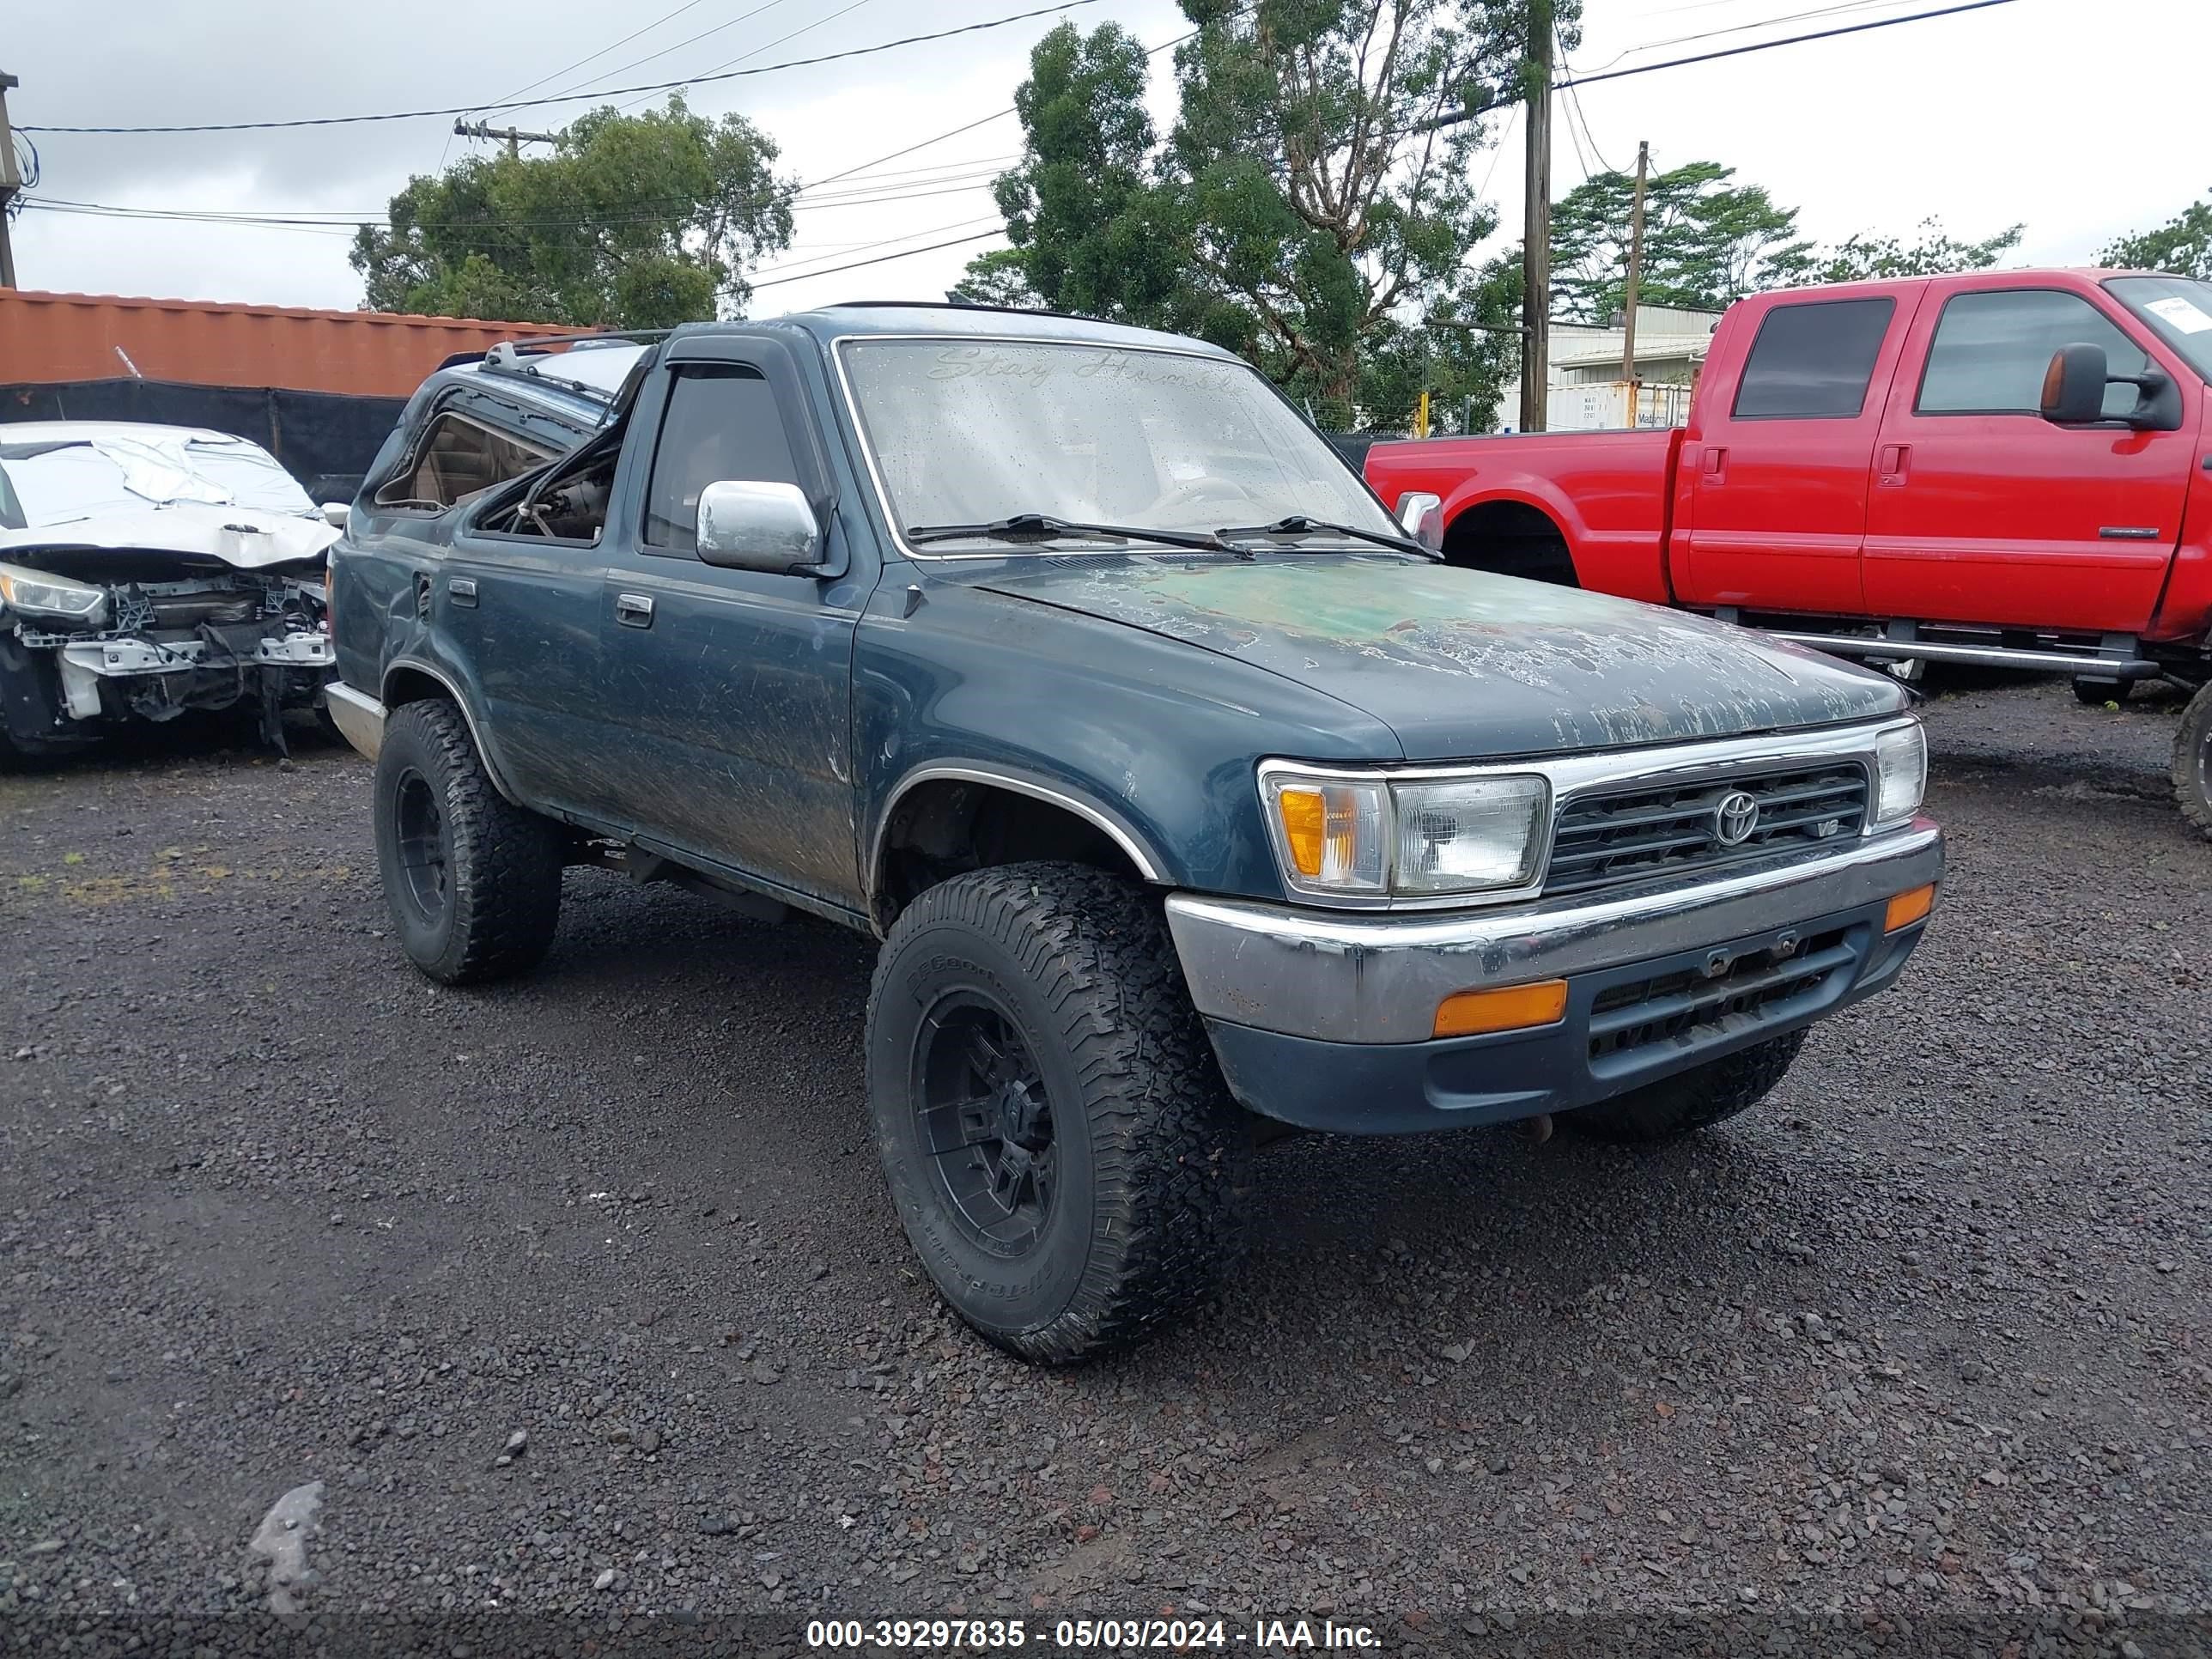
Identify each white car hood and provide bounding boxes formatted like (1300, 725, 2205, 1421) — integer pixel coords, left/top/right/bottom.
(0, 503, 338, 569)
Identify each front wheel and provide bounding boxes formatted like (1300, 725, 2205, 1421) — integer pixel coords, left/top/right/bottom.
(2174, 681, 2212, 842)
(866, 863, 1253, 1364)
(1562, 1030, 1807, 1146)
(372, 699, 566, 983)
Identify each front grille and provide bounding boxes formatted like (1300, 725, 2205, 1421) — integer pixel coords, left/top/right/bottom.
(1546, 762, 1868, 898)
(1587, 926, 1854, 1065)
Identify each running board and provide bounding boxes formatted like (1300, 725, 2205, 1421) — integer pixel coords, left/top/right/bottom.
(1764, 632, 2161, 679)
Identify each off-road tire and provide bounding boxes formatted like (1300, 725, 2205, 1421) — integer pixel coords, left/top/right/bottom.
(1563, 1029, 1808, 1146)
(2174, 681, 2212, 842)
(2073, 676, 2131, 707)
(373, 698, 564, 984)
(866, 862, 1253, 1364)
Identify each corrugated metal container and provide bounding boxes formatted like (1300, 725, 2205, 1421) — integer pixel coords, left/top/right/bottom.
(0, 289, 582, 398)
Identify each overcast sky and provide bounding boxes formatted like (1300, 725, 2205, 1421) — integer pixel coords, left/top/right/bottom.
(10, 0, 2209, 320)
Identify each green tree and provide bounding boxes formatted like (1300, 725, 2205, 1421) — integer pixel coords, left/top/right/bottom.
(956, 3, 1563, 426)
(2100, 191, 2212, 278)
(1793, 216, 2023, 286)
(1548, 160, 1808, 322)
(351, 98, 795, 327)
(945, 247, 1043, 309)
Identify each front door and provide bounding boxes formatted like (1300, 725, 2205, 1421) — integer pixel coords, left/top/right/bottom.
(600, 341, 866, 912)
(1677, 291, 1913, 615)
(1861, 283, 2196, 631)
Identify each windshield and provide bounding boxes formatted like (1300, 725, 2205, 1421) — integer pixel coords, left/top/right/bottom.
(2106, 276, 2212, 385)
(839, 338, 1396, 550)
(0, 430, 316, 530)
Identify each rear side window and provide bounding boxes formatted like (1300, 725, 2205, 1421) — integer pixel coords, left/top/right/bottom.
(643, 365, 800, 554)
(1730, 298, 1896, 419)
(1917, 289, 2148, 417)
(379, 413, 552, 509)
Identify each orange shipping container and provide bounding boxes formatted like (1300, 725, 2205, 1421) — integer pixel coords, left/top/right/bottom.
(0, 289, 583, 398)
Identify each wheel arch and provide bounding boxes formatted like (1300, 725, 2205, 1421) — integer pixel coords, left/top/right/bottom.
(1440, 490, 1581, 586)
(379, 658, 520, 804)
(868, 763, 1169, 932)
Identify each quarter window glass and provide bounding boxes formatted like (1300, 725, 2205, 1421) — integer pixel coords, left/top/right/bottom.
(644, 366, 799, 553)
(1731, 298, 1895, 419)
(1917, 289, 2148, 418)
(380, 414, 551, 508)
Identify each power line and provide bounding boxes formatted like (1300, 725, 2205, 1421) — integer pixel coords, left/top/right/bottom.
(1554, 0, 2018, 89)
(616, 0, 873, 113)
(1574, 0, 1927, 76)
(750, 215, 1005, 283)
(18, 2, 1104, 134)
(532, 0, 789, 107)
(483, 0, 723, 108)
(749, 229, 1003, 291)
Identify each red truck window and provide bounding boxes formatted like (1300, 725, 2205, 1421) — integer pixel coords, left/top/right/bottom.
(1730, 297, 1895, 420)
(1915, 289, 2148, 419)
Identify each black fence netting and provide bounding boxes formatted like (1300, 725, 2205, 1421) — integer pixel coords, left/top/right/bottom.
(0, 378, 405, 504)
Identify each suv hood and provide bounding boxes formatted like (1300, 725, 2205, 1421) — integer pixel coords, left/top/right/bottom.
(974, 555, 1906, 759)
(0, 505, 337, 570)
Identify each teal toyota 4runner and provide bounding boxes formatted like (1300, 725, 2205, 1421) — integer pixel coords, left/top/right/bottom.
(325, 305, 1943, 1363)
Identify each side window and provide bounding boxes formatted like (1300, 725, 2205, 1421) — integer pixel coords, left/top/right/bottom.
(1731, 298, 1896, 419)
(378, 412, 553, 509)
(1917, 289, 2150, 418)
(642, 365, 800, 554)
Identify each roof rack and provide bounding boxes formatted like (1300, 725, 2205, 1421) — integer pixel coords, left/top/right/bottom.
(432, 327, 676, 374)
(819, 298, 1111, 326)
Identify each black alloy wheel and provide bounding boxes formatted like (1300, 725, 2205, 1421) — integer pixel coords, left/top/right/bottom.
(913, 995, 1059, 1255)
(391, 767, 452, 926)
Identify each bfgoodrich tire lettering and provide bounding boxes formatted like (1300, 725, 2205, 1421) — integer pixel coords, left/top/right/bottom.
(1563, 1029, 1807, 1146)
(372, 698, 565, 984)
(866, 863, 1253, 1363)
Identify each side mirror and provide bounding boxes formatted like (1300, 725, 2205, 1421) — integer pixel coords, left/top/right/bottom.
(2041, 343, 2180, 431)
(319, 501, 350, 529)
(2040, 343, 2111, 424)
(1395, 490, 1444, 552)
(696, 479, 823, 574)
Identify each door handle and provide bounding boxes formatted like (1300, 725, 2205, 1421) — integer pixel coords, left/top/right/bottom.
(447, 577, 477, 607)
(614, 592, 655, 628)
(1878, 443, 1911, 485)
(1701, 445, 1727, 478)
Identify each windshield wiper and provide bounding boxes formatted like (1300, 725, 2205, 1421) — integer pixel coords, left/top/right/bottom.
(905, 513, 1256, 556)
(1215, 514, 1431, 557)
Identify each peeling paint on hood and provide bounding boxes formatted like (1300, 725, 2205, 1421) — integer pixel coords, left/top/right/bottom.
(973, 554, 1907, 760)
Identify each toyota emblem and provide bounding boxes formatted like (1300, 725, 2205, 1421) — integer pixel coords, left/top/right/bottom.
(1713, 790, 1760, 846)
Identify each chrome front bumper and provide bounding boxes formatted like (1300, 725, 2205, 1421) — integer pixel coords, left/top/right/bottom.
(1164, 819, 1943, 1046)
(322, 680, 386, 761)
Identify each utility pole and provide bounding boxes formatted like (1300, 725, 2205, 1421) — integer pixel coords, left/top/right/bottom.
(0, 72, 21, 289)
(1620, 140, 1650, 396)
(1518, 1, 1553, 433)
(452, 118, 560, 159)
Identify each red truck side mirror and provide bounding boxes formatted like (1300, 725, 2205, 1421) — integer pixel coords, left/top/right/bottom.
(2041, 342, 2180, 431)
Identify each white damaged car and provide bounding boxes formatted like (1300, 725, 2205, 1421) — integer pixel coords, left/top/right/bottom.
(0, 422, 340, 761)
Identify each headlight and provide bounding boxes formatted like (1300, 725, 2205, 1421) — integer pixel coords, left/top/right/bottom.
(1871, 721, 1927, 827)
(0, 562, 107, 628)
(1262, 764, 1549, 902)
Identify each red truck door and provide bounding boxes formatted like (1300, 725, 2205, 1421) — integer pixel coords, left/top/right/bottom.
(1677, 291, 1913, 615)
(1862, 281, 2194, 631)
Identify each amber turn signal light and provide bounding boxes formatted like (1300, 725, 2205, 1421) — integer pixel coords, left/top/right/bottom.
(1433, 978, 1569, 1039)
(1884, 883, 1936, 933)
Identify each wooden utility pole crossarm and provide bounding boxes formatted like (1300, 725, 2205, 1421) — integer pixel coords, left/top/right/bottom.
(452, 118, 560, 159)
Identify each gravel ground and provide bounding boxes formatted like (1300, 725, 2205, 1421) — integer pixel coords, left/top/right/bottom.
(1, 678, 2207, 1656)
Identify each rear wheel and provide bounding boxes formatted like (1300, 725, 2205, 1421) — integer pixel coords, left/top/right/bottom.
(866, 863, 1253, 1364)
(372, 699, 565, 983)
(2073, 676, 2131, 707)
(2174, 681, 2212, 842)
(1562, 1030, 1807, 1146)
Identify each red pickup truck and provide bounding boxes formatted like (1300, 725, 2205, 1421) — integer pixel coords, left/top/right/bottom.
(1364, 268, 2212, 836)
